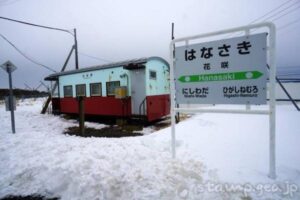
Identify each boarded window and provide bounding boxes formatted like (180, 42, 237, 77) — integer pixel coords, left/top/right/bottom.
(76, 84, 86, 97)
(63, 85, 73, 97)
(150, 70, 157, 80)
(106, 81, 120, 96)
(90, 82, 102, 96)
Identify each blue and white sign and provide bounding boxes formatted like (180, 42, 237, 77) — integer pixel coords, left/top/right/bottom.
(175, 33, 267, 104)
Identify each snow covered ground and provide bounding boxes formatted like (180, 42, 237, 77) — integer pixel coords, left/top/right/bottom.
(0, 98, 300, 200)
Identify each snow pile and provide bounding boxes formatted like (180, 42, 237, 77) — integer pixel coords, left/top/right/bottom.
(0, 98, 300, 199)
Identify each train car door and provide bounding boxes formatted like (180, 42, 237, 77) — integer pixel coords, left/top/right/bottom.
(130, 68, 146, 115)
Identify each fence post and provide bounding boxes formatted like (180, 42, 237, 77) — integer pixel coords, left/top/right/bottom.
(77, 96, 85, 136)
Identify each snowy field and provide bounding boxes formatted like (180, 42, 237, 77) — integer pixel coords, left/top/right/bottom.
(0, 98, 300, 200)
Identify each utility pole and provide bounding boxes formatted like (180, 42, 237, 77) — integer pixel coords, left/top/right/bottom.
(74, 28, 79, 70)
(0, 17, 79, 70)
(0, 16, 81, 113)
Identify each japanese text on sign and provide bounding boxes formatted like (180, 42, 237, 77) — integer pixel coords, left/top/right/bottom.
(174, 33, 267, 104)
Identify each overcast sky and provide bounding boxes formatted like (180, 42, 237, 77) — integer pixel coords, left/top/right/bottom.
(0, 0, 300, 89)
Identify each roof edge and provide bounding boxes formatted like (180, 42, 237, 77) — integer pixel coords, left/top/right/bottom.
(147, 56, 169, 68)
(44, 56, 169, 81)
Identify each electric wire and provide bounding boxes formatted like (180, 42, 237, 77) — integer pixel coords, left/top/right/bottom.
(260, 1, 300, 22)
(78, 52, 111, 63)
(0, 16, 73, 35)
(0, 0, 22, 6)
(0, 16, 112, 65)
(227, 0, 300, 37)
(271, 4, 300, 22)
(249, 0, 299, 24)
(278, 17, 300, 30)
(0, 33, 57, 72)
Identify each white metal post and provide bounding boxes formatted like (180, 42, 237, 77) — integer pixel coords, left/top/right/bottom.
(170, 41, 176, 159)
(268, 23, 277, 179)
(245, 29, 251, 111)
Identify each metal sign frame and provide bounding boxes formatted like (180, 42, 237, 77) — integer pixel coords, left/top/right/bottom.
(169, 22, 276, 179)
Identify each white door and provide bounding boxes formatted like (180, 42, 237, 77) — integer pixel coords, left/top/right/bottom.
(130, 69, 146, 115)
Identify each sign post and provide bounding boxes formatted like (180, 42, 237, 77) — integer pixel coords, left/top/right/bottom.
(1, 60, 17, 134)
(169, 22, 276, 179)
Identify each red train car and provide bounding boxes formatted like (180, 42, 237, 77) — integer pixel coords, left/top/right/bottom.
(45, 57, 170, 122)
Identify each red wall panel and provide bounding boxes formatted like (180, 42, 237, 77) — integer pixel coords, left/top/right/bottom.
(59, 97, 131, 117)
(53, 95, 170, 121)
(146, 94, 170, 122)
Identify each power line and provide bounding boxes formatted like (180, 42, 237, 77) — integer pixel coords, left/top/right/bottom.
(0, 0, 22, 6)
(249, 0, 296, 24)
(260, 1, 300, 22)
(78, 52, 111, 63)
(0, 16, 111, 70)
(0, 16, 73, 35)
(227, 0, 299, 38)
(0, 16, 80, 71)
(0, 33, 57, 72)
(271, 4, 300, 22)
(278, 17, 300, 30)
(262, 4, 300, 33)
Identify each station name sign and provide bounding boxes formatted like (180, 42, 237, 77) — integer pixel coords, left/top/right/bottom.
(174, 33, 267, 104)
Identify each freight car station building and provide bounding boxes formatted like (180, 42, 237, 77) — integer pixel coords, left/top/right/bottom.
(45, 57, 170, 122)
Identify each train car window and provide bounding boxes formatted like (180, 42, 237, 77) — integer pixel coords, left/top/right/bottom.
(90, 82, 102, 96)
(150, 70, 157, 80)
(76, 84, 86, 97)
(63, 85, 73, 97)
(106, 81, 120, 96)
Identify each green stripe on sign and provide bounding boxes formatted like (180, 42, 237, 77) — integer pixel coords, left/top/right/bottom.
(178, 71, 263, 83)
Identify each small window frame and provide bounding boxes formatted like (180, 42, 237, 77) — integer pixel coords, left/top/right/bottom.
(149, 70, 157, 80)
(76, 84, 86, 97)
(90, 82, 102, 97)
(63, 85, 73, 98)
(106, 81, 120, 96)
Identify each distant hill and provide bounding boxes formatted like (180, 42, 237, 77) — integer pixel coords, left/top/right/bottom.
(0, 88, 48, 100)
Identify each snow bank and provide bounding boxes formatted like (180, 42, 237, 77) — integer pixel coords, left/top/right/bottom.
(0, 98, 299, 199)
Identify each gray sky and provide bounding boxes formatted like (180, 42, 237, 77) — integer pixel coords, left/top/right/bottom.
(0, 0, 300, 89)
